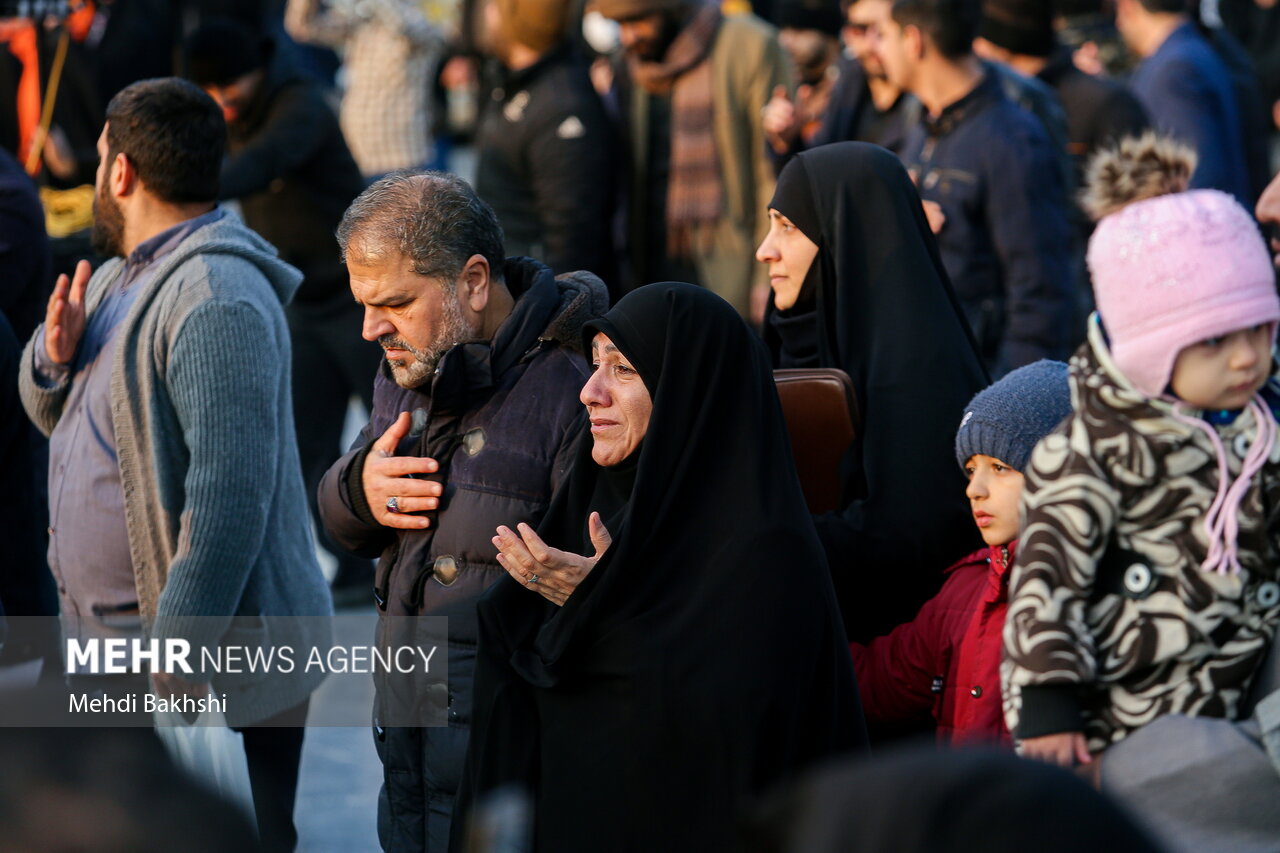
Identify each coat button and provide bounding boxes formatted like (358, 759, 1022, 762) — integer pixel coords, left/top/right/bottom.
(409, 408, 428, 437)
(1257, 582, 1280, 609)
(1123, 563, 1155, 598)
(970, 685, 983, 698)
(433, 555, 459, 586)
(462, 428, 486, 456)
(425, 682, 449, 711)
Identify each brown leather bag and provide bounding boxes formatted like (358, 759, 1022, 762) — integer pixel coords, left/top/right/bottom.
(773, 368, 860, 515)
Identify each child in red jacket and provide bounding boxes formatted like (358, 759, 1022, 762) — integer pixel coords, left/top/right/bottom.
(850, 360, 1070, 746)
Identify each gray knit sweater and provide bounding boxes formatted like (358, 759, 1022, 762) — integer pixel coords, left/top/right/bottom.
(19, 213, 332, 726)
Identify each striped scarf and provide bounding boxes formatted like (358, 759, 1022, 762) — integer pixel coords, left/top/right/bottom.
(630, 1, 723, 257)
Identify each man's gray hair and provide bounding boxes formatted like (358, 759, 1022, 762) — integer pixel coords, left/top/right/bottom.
(336, 170, 505, 285)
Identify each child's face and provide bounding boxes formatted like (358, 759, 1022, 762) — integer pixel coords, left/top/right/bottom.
(964, 454, 1024, 547)
(1170, 324, 1272, 411)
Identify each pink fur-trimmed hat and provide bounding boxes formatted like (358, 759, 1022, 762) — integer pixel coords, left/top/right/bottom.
(1087, 189, 1280, 398)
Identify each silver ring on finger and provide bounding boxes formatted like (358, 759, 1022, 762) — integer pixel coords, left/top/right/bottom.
(527, 573, 540, 585)
(386, 496, 402, 514)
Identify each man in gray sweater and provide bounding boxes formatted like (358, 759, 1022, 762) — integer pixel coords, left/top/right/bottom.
(17, 78, 331, 853)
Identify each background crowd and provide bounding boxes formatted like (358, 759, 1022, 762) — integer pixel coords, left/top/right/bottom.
(2, 0, 1280, 851)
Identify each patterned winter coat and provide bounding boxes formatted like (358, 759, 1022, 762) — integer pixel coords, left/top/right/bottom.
(1003, 317, 1280, 752)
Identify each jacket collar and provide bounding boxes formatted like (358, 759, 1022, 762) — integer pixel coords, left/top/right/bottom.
(425, 258, 559, 413)
(922, 70, 1001, 138)
(988, 539, 1016, 574)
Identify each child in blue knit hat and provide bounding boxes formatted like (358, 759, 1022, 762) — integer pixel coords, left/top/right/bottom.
(850, 360, 1070, 744)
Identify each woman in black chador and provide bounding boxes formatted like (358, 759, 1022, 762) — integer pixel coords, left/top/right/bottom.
(756, 141, 989, 642)
(452, 283, 867, 853)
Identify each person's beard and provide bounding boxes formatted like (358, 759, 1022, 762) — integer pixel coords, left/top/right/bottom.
(90, 183, 126, 259)
(380, 291, 482, 389)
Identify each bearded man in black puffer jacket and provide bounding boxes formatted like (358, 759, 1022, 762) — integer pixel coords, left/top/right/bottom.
(318, 171, 608, 853)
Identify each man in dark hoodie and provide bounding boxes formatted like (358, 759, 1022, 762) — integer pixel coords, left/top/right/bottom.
(185, 18, 381, 599)
(317, 172, 607, 852)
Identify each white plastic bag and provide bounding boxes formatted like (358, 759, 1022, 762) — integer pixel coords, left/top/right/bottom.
(154, 705, 257, 825)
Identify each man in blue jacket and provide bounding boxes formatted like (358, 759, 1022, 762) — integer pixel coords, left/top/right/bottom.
(1117, 0, 1251, 204)
(873, 0, 1075, 376)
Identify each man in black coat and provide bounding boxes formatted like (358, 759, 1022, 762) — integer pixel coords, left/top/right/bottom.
(186, 18, 382, 597)
(317, 172, 607, 853)
(474, 0, 615, 286)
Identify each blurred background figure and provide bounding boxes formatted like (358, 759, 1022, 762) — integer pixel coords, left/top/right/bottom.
(1115, 0, 1252, 201)
(973, 0, 1148, 333)
(473, 0, 616, 285)
(0, 6, 101, 188)
(1190, 0, 1273, 204)
(761, 0, 844, 168)
(1218, 0, 1280, 144)
(285, 0, 445, 181)
(186, 17, 379, 603)
(1055, 0, 1138, 76)
(595, 0, 791, 318)
(80, 1, 184, 105)
(764, 0, 919, 165)
(974, 0, 1148, 191)
(746, 746, 1167, 853)
(0, 141, 56, 680)
(0, 725, 263, 853)
(873, 0, 1075, 376)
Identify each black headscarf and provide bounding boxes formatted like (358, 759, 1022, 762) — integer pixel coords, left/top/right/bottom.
(453, 283, 867, 853)
(765, 142, 990, 642)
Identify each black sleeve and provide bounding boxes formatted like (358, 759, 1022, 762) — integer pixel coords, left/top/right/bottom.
(317, 437, 394, 559)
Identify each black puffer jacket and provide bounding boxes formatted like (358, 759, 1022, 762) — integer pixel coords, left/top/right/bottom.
(317, 258, 607, 852)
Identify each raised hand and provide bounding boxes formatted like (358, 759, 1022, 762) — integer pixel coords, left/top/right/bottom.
(493, 512, 613, 606)
(762, 84, 800, 153)
(44, 259, 91, 365)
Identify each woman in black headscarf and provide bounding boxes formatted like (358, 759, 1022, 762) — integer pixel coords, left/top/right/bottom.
(755, 141, 989, 642)
(452, 283, 866, 853)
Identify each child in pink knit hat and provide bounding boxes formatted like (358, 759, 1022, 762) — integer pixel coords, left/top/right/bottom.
(1001, 134, 1280, 781)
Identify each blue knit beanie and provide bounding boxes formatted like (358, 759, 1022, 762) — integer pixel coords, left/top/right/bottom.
(955, 360, 1071, 472)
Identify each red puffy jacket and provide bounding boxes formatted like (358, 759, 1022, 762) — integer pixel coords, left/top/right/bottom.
(849, 542, 1015, 747)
